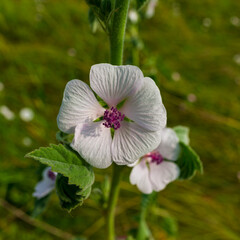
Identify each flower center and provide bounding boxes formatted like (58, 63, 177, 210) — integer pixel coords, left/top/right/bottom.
(48, 170, 56, 180)
(145, 151, 164, 165)
(103, 107, 125, 130)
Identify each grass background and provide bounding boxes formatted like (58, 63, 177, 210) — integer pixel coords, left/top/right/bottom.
(0, 0, 240, 239)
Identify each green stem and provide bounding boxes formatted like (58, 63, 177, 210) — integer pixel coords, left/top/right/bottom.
(110, 0, 130, 65)
(106, 1, 129, 239)
(106, 164, 124, 240)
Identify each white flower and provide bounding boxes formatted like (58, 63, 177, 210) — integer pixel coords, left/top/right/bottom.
(203, 18, 212, 27)
(129, 10, 138, 23)
(230, 16, 240, 27)
(22, 137, 32, 147)
(146, 0, 158, 18)
(130, 128, 180, 194)
(33, 167, 57, 199)
(57, 64, 166, 169)
(171, 72, 181, 81)
(0, 105, 15, 120)
(19, 108, 34, 122)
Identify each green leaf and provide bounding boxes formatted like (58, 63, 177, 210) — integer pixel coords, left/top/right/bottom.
(32, 194, 51, 218)
(173, 125, 190, 145)
(56, 174, 91, 211)
(176, 142, 203, 179)
(136, 0, 148, 10)
(25, 144, 95, 190)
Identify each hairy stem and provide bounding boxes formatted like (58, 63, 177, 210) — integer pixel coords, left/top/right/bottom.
(110, 0, 130, 65)
(106, 164, 124, 240)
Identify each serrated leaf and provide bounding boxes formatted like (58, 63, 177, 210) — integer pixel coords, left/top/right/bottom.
(25, 144, 95, 190)
(56, 174, 91, 211)
(173, 125, 190, 145)
(136, 0, 148, 10)
(32, 194, 51, 218)
(176, 142, 203, 179)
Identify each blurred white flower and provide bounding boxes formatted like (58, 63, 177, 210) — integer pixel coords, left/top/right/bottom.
(129, 10, 138, 23)
(22, 137, 32, 147)
(171, 72, 181, 81)
(203, 18, 212, 27)
(146, 0, 158, 19)
(130, 128, 180, 194)
(67, 48, 77, 57)
(0, 82, 4, 92)
(187, 93, 197, 103)
(0, 105, 15, 120)
(172, 2, 181, 16)
(233, 54, 240, 65)
(33, 167, 57, 199)
(230, 16, 240, 27)
(19, 108, 34, 122)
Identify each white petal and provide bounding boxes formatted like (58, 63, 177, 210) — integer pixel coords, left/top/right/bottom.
(57, 80, 105, 133)
(71, 121, 112, 169)
(130, 160, 153, 194)
(156, 128, 180, 160)
(120, 77, 166, 131)
(112, 121, 161, 165)
(90, 64, 144, 106)
(149, 161, 179, 192)
(33, 168, 56, 199)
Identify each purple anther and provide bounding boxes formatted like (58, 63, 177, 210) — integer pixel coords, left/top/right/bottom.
(103, 107, 125, 130)
(145, 151, 164, 165)
(48, 170, 56, 180)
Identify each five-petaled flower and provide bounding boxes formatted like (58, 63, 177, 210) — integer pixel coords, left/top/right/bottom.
(130, 128, 180, 194)
(33, 167, 57, 199)
(57, 64, 166, 168)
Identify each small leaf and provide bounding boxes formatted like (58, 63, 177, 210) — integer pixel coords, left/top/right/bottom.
(26, 144, 95, 190)
(56, 174, 91, 211)
(136, 0, 148, 10)
(173, 125, 190, 145)
(32, 194, 51, 218)
(176, 142, 203, 179)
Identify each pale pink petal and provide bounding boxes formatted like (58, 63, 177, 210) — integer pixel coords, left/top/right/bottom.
(90, 64, 144, 106)
(71, 121, 112, 169)
(149, 161, 179, 192)
(156, 128, 180, 161)
(33, 167, 56, 199)
(57, 80, 105, 134)
(130, 160, 153, 194)
(112, 121, 161, 165)
(120, 77, 166, 131)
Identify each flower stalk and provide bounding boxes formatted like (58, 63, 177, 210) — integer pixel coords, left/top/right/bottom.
(110, 0, 130, 65)
(107, 0, 130, 239)
(106, 164, 124, 240)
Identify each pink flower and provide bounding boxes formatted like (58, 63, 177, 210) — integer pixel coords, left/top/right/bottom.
(130, 128, 180, 194)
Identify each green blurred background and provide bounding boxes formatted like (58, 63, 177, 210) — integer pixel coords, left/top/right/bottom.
(0, 0, 240, 239)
